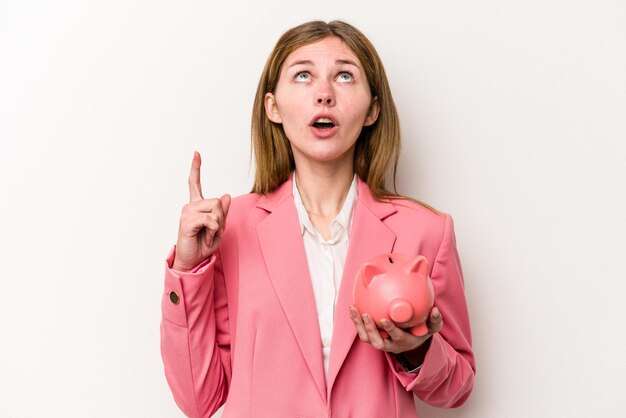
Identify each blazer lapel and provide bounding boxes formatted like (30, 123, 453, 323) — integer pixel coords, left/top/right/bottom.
(256, 175, 327, 403)
(327, 178, 397, 396)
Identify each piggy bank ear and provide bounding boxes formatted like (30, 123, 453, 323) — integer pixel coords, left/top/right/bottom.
(405, 256, 429, 277)
(362, 263, 385, 287)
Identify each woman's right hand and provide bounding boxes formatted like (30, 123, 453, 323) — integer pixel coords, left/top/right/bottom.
(172, 151, 231, 272)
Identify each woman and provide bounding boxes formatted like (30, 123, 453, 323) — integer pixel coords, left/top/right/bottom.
(161, 20, 475, 418)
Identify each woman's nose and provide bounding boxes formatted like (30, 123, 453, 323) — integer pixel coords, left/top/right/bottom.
(317, 95, 334, 105)
(316, 84, 335, 106)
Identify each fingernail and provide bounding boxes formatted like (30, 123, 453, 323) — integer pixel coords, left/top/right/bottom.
(381, 319, 390, 328)
(433, 308, 440, 318)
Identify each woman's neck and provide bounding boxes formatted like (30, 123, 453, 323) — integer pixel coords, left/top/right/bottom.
(294, 162, 355, 219)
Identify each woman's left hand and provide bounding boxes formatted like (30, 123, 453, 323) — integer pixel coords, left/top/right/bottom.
(349, 305, 443, 354)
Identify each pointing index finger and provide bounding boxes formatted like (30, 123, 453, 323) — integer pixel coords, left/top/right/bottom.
(188, 151, 204, 202)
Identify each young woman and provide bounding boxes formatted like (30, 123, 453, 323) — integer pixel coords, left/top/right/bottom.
(161, 20, 475, 418)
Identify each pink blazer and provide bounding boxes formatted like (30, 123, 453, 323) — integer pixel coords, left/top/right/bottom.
(160, 175, 475, 418)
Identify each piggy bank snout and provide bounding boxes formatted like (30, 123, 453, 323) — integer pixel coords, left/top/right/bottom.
(388, 299, 414, 323)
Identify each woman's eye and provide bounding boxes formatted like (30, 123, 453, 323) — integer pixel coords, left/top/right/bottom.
(337, 72, 353, 82)
(295, 72, 310, 82)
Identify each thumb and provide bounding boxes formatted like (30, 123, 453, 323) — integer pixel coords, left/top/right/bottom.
(428, 306, 443, 334)
(220, 194, 232, 218)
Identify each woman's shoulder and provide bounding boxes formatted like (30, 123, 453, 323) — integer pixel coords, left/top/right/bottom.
(358, 179, 451, 236)
(389, 196, 447, 222)
(227, 192, 263, 215)
(384, 196, 453, 240)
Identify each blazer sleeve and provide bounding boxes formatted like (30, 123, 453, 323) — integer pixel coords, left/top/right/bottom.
(385, 213, 476, 407)
(160, 245, 232, 418)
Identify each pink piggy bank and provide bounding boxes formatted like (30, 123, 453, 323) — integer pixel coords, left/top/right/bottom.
(353, 253, 434, 338)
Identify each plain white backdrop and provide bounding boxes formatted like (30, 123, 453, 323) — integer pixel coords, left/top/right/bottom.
(1, 1, 625, 417)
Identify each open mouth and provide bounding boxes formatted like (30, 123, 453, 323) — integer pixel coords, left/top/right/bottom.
(312, 121, 335, 129)
(311, 116, 337, 130)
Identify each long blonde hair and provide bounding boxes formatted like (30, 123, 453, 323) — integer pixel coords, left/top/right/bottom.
(251, 20, 437, 212)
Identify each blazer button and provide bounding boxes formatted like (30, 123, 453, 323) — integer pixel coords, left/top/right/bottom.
(169, 291, 180, 305)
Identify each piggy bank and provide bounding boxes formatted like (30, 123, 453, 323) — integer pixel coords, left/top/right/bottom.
(353, 253, 434, 338)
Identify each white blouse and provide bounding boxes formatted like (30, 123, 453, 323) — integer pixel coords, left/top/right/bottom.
(292, 173, 358, 383)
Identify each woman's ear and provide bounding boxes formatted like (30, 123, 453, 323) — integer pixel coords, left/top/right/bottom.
(363, 96, 380, 126)
(264, 92, 282, 124)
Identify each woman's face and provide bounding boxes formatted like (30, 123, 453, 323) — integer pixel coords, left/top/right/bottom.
(265, 37, 379, 169)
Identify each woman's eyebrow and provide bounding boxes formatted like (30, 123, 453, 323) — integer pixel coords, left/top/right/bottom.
(335, 59, 359, 68)
(287, 59, 361, 68)
(288, 59, 314, 68)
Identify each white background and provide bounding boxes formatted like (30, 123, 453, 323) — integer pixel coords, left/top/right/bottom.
(1, 1, 625, 417)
